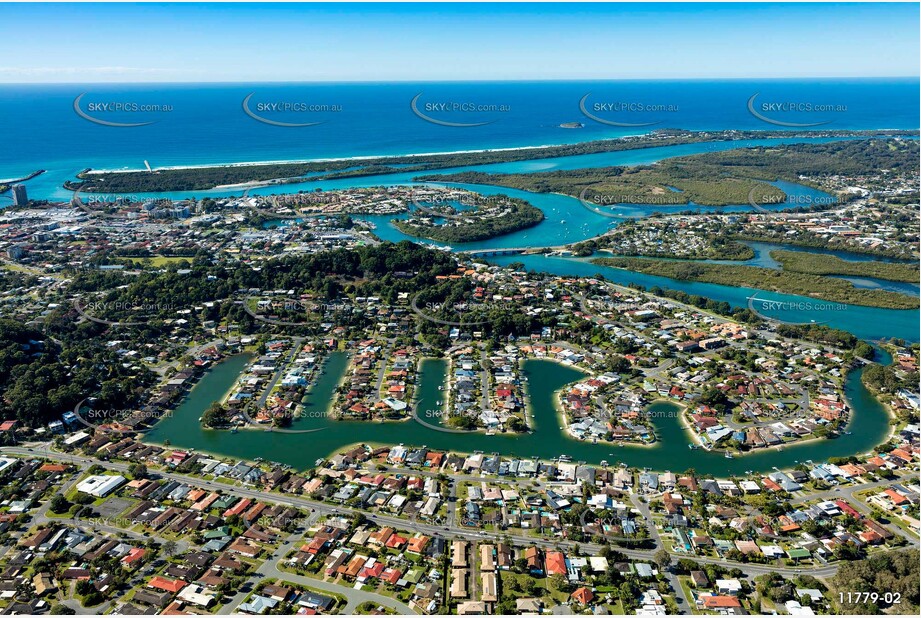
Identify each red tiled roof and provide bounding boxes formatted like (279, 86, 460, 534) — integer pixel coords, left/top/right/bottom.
(703, 596, 742, 609)
(544, 551, 566, 576)
(149, 576, 186, 594)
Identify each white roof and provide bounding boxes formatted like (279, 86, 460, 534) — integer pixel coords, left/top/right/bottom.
(76, 474, 126, 497)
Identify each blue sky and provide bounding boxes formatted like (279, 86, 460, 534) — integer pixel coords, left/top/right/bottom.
(0, 2, 918, 82)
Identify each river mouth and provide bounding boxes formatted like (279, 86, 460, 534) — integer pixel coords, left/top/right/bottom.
(144, 351, 892, 476)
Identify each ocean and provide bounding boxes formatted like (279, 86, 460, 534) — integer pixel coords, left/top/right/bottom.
(0, 79, 918, 199)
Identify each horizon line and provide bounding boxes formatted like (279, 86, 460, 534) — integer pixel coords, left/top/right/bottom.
(0, 76, 919, 86)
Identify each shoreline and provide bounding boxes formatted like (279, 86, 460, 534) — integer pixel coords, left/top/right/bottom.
(78, 127, 916, 175)
(82, 138, 636, 175)
(417, 355, 523, 436)
(539, 356, 659, 449)
(677, 390, 863, 457)
(848, 362, 899, 453)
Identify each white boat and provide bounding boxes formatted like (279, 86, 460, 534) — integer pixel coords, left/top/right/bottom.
(725, 452, 734, 459)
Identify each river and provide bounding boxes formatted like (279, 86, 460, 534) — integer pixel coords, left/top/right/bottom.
(695, 239, 919, 297)
(44, 132, 920, 339)
(255, 138, 919, 343)
(487, 253, 919, 343)
(112, 134, 915, 472)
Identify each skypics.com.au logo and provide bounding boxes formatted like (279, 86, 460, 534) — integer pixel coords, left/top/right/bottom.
(410, 187, 514, 221)
(746, 187, 837, 214)
(747, 93, 846, 127)
(411, 92, 510, 127)
(410, 294, 516, 327)
(577, 187, 682, 219)
(747, 293, 846, 325)
(242, 93, 342, 127)
(580, 93, 678, 127)
(72, 399, 174, 434)
(73, 93, 173, 127)
(74, 298, 179, 328)
(243, 297, 357, 329)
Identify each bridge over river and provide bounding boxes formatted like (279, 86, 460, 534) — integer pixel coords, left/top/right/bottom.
(458, 246, 575, 258)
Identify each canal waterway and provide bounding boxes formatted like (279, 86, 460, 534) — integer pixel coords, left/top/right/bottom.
(145, 350, 895, 476)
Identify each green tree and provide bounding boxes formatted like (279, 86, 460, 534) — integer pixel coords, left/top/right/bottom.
(49, 494, 71, 514)
(201, 402, 227, 428)
(50, 604, 76, 615)
(128, 462, 148, 479)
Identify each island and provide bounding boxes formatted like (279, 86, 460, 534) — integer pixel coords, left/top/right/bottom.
(771, 250, 920, 283)
(394, 194, 544, 243)
(590, 256, 919, 309)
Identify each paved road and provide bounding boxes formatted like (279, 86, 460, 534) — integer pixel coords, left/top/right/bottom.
(259, 554, 416, 614)
(479, 345, 491, 415)
(372, 338, 396, 403)
(217, 529, 308, 614)
(220, 520, 413, 615)
(58, 598, 112, 615)
(446, 477, 458, 528)
(630, 494, 691, 611)
(256, 337, 304, 408)
(642, 358, 675, 380)
(791, 478, 920, 545)
(790, 477, 896, 506)
(2, 445, 849, 581)
(151, 336, 228, 376)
